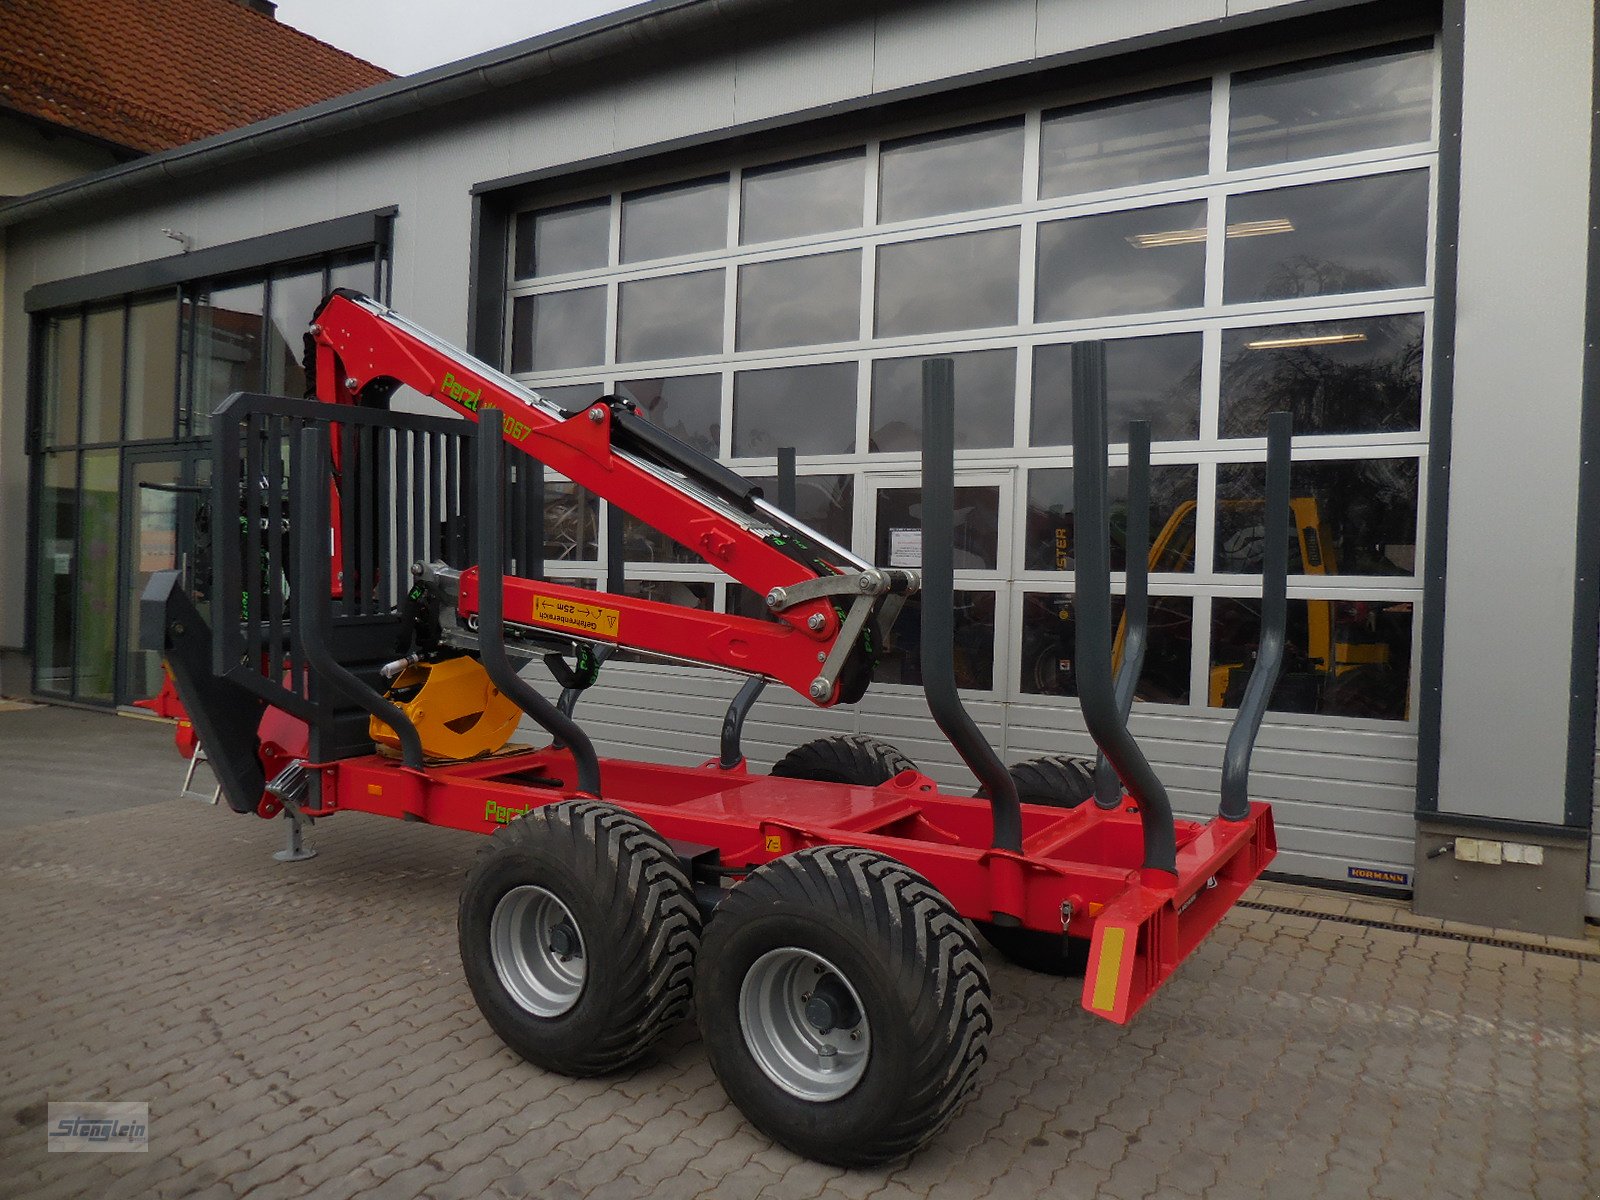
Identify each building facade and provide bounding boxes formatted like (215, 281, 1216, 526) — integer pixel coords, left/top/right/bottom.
(0, 0, 1595, 933)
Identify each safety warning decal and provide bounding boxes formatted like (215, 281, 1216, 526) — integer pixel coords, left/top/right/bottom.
(533, 596, 620, 639)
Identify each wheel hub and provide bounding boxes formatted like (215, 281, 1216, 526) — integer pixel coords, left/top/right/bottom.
(489, 885, 587, 1017)
(739, 948, 870, 1102)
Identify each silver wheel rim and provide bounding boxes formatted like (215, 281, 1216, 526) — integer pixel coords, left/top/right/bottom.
(489, 885, 586, 1017)
(738, 948, 870, 1102)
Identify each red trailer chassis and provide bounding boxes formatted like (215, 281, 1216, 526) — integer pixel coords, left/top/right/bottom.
(146, 290, 1285, 1164)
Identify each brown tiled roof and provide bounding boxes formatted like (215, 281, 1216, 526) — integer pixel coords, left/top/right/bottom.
(0, 0, 394, 154)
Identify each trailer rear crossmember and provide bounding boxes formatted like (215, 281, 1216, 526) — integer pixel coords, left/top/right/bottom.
(144, 292, 1284, 1166)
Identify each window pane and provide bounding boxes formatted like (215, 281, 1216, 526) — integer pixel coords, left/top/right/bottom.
(544, 477, 598, 561)
(879, 120, 1026, 222)
(1040, 86, 1211, 198)
(327, 252, 376, 297)
(870, 349, 1015, 451)
(1220, 314, 1425, 437)
(1223, 171, 1429, 303)
(872, 591, 995, 690)
(621, 176, 728, 263)
(744, 473, 854, 550)
(188, 281, 265, 436)
(124, 297, 179, 440)
(266, 268, 324, 398)
(1020, 592, 1193, 702)
(1030, 334, 1202, 447)
(1215, 458, 1419, 576)
(1230, 45, 1435, 170)
(41, 315, 82, 448)
(1037, 201, 1207, 322)
(33, 452, 76, 694)
(74, 449, 120, 701)
(535, 382, 607, 412)
(516, 198, 610, 278)
(620, 511, 700, 565)
(732, 362, 856, 456)
(875, 485, 999, 571)
(616, 374, 721, 456)
(876, 228, 1020, 337)
(623, 578, 716, 610)
(736, 251, 861, 351)
(616, 270, 724, 362)
(1024, 466, 1199, 572)
(80, 306, 124, 444)
(511, 287, 607, 372)
(124, 457, 181, 699)
(741, 151, 865, 244)
(1211, 597, 1413, 719)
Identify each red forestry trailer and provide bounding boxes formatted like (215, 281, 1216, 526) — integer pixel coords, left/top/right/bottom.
(144, 291, 1284, 1166)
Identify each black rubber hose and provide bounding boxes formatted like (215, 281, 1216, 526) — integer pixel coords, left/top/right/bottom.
(475, 409, 601, 797)
(1070, 343, 1177, 877)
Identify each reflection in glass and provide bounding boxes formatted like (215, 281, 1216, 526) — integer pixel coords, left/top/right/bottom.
(616, 374, 721, 455)
(1036, 201, 1207, 322)
(1223, 171, 1429, 303)
(327, 252, 377, 297)
(732, 363, 856, 456)
(41, 315, 82, 448)
(34, 452, 76, 694)
(1220, 314, 1424, 437)
(1040, 86, 1211, 198)
(870, 349, 1015, 451)
(623, 578, 716, 610)
(743, 473, 854, 549)
(1031, 334, 1202, 447)
(621, 176, 728, 263)
(737, 251, 861, 351)
(124, 457, 181, 698)
(617, 270, 724, 362)
(267, 268, 325, 398)
(1230, 45, 1435, 170)
(876, 228, 1019, 337)
(879, 120, 1025, 222)
(516, 198, 611, 278)
(80, 306, 125, 445)
(187, 281, 265, 436)
(511, 287, 607, 372)
(875, 485, 1000, 571)
(75, 449, 121, 701)
(620, 511, 700, 565)
(1024, 466, 1199, 572)
(741, 151, 865, 244)
(872, 591, 995, 691)
(535, 382, 607, 412)
(125, 298, 180, 441)
(543, 477, 598, 561)
(1215, 459, 1419, 576)
(1211, 597, 1412, 720)
(1019, 592, 1192, 702)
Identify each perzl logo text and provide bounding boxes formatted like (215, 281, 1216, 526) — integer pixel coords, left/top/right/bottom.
(440, 372, 482, 411)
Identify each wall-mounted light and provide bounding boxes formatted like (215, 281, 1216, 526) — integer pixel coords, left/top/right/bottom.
(1245, 332, 1368, 350)
(1125, 217, 1296, 249)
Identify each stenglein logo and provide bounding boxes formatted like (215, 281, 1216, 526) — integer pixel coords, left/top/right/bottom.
(47, 1102, 149, 1153)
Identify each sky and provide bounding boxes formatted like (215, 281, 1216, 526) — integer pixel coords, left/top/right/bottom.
(273, 0, 642, 75)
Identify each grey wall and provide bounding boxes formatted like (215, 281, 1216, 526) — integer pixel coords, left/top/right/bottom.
(1434, 0, 1596, 825)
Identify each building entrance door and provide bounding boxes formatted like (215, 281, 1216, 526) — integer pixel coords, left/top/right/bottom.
(119, 445, 210, 705)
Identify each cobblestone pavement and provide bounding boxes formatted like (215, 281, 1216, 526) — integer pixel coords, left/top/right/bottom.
(1, 715, 1596, 1199)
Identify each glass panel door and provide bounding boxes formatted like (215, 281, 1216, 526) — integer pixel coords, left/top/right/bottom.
(119, 446, 209, 704)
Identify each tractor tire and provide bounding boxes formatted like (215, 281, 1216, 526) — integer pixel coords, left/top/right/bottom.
(696, 846, 991, 1166)
(769, 734, 915, 785)
(457, 799, 700, 1077)
(977, 755, 1098, 977)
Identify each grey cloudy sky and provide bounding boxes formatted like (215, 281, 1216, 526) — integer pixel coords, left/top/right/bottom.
(273, 1, 640, 75)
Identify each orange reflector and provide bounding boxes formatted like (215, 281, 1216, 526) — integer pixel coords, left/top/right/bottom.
(1091, 926, 1126, 1013)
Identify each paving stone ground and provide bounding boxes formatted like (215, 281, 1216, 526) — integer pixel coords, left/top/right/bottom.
(1, 709, 1596, 1199)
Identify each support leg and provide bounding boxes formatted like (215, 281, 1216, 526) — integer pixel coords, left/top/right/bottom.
(273, 803, 317, 863)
